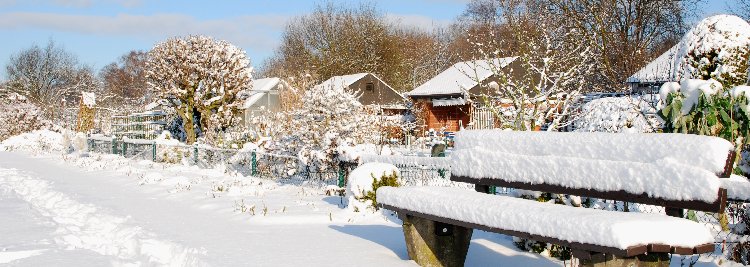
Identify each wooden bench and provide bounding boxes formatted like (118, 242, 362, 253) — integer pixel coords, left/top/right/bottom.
(377, 130, 736, 267)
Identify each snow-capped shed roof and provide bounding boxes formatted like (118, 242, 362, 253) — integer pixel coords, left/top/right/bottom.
(314, 73, 370, 91)
(243, 77, 287, 109)
(252, 77, 282, 92)
(627, 14, 750, 84)
(408, 57, 517, 97)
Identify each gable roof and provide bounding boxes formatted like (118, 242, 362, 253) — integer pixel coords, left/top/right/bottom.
(627, 14, 750, 84)
(408, 57, 517, 97)
(243, 77, 288, 109)
(314, 73, 370, 91)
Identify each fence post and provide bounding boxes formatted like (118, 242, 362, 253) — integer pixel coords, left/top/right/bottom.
(111, 136, 116, 154)
(251, 150, 258, 176)
(338, 161, 346, 188)
(152, 141, 157, 162)
(193, 144, 199, 165)
(121, 140, 127, 156)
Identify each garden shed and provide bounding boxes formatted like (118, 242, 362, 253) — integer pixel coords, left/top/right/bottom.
(407, 57, 520, 132)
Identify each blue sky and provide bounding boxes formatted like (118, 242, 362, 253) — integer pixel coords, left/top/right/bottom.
(0, 0, 739, 80)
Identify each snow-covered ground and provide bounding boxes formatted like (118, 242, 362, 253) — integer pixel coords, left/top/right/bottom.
(0, 150, 570, 266)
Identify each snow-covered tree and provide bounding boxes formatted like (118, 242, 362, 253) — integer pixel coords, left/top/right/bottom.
(256, 84, 378, 171)
(468, 7, 593, 131)
(146, 35, 252, 144)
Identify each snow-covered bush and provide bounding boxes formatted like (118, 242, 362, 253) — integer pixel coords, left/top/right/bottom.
(346, 162, 401, 212)
(0, 93, 47, 141)
(679, 15, 750, 87)
(574, 96, 660, 133)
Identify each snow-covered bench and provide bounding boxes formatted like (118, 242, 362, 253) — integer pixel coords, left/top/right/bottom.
(377, 130, 736, 267)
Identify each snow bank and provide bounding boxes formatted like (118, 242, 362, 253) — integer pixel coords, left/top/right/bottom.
(377, 186, 714, 250)
(723, 175, 750, 202)
(0, 130, 65, 152)
(454, 130, 733, 175)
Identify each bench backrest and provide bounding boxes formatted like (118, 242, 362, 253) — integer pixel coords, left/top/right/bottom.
(450, 130, 735, 212)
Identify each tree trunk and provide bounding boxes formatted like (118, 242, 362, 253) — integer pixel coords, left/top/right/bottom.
(180, 100, 197, 144)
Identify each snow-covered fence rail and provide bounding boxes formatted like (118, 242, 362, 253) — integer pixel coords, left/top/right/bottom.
(378, 130, 738, 266)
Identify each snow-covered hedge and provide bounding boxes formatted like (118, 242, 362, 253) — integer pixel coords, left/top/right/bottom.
(0, 93, 47, 141)
(0, 129, 66, 152)
(574, 96, 660, 133)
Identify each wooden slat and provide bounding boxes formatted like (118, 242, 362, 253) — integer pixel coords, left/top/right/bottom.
(694, 243, 715, 254)
(451, 176, 726, 213)
(647, 244, 671, 253)
(671, 246, 695, 254)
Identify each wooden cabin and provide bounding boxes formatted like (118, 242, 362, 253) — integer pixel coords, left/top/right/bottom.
(314, 73, 406, 114)
(407, 57, 520, 133)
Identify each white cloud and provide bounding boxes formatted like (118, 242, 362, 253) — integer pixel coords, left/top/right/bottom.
(0, 12, 289, 54)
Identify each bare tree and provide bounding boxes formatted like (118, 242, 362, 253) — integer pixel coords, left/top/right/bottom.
(5, 40, 99, 122)
(100, 50, 148, 111)
(261, 2, 450, 92)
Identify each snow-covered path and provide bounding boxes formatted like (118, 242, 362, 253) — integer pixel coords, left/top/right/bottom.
(0, 152, 410, 266)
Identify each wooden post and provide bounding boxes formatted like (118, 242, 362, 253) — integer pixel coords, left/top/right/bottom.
(401, 214, 473, 267)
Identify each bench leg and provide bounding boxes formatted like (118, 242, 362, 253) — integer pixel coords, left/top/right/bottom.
(401, 214, 473, 267)
(577, 252, 670, 267)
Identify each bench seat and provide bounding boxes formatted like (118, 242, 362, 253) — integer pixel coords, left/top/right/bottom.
(378, 186, 715, 257)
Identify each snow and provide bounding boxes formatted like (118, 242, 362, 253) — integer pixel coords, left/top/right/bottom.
(408, 57, 517, 97)
(455, 130, 733, 175)
(432, 97, 468, 107)
(730, 85, 750, 116)
(377, 186, 715, 250)
(679, 79, 722, 114)
(451, 146, 722, 202)
(81, 91, 96, 107)
(242, 91, 266, 109)
(659, 82, 680, 105)
(722, 175, 750, 202)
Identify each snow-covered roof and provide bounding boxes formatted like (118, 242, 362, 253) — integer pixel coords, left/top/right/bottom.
(432, 97, 468, 107)
(242, 92, 266, 109)
(408, 57, 517, 97)
(242, 77, 286, 109)
(627, 14, 750, 83)
(253, 77, 282, 92)
(314, 73, 369, 91)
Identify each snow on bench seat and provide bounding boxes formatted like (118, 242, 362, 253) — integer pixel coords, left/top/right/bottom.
(454, 130, 733, 175)
(377, 186, 715, 256)
(723, 175, 750, 202)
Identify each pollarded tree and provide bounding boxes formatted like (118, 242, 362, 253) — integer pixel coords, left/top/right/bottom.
(146, 35, 252, 144)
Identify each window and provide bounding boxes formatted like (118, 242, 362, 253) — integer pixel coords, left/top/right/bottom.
(365, 82, 374, 91)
